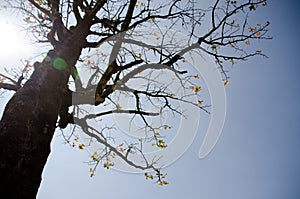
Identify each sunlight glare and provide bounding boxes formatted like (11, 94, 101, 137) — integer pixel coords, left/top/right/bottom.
(0, 20, 33, 59)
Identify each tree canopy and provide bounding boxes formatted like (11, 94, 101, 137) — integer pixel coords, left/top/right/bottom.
(0, 0, 270, 198)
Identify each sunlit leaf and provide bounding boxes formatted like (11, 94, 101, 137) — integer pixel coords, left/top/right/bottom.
(193, 74, 199, 79)
(78, 144, 85, 150)
(189, 85, 202, 93)
(211, 44, 217, 51)
(257, 50, 263, 54)
(248, 27, 256, 32)
(163, 125, 169, 130)
(224, 80, 229, 86)
(198, 100, 204, 104)
(116, 103, 122, 110)
(255, 32, 262, 37)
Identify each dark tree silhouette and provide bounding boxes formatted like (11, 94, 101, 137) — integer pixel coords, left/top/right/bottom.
(0, 0, 270, 198)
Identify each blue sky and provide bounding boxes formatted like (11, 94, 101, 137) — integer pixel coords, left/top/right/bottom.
(1, 1, 300, 199)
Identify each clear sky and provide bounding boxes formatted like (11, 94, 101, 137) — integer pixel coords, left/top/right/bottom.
(1, 1, 300, 199)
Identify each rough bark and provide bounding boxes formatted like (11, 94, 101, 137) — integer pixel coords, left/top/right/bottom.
(0, 34, 85, 198)
(0, 62, 66, 198)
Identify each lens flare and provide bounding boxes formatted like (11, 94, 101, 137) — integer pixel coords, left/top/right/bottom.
(0, 20, 32, 60)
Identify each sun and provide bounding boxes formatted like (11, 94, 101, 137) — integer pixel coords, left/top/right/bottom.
(0, 20, 33, 60)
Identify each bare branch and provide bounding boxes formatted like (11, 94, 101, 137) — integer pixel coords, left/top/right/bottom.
(0, 83, 21, 91)
(84, 109, 160, 120)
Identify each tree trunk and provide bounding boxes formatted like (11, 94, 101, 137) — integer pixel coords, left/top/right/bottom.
(0, 45, 82, 198)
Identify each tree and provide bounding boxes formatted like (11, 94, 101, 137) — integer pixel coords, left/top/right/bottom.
(0, 0, 270, 198)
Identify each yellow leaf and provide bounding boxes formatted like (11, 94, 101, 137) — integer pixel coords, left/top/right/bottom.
(78, 144, 85, 150)
(189, 85, 202, 93)
(116, 103, 122, 110)
(103, 162, 108, 168)
(37, 0, 43, 6)
(155, 131, 161, 137)
(248, 27, 256, 32)
(255, 32, 262, 37)
(198, 100, 204, 104)
(91, 152, 99, 162)
(168, 94, 175, 98)
(211, 44, 217, 51)
(224, 80, 229, 86)
(244, 41, 250, 45)
(231, 44, 238, 49)
(135, 53, 142, 58)
(163, 181, 170, 185)
(193, 74, 199, 79)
